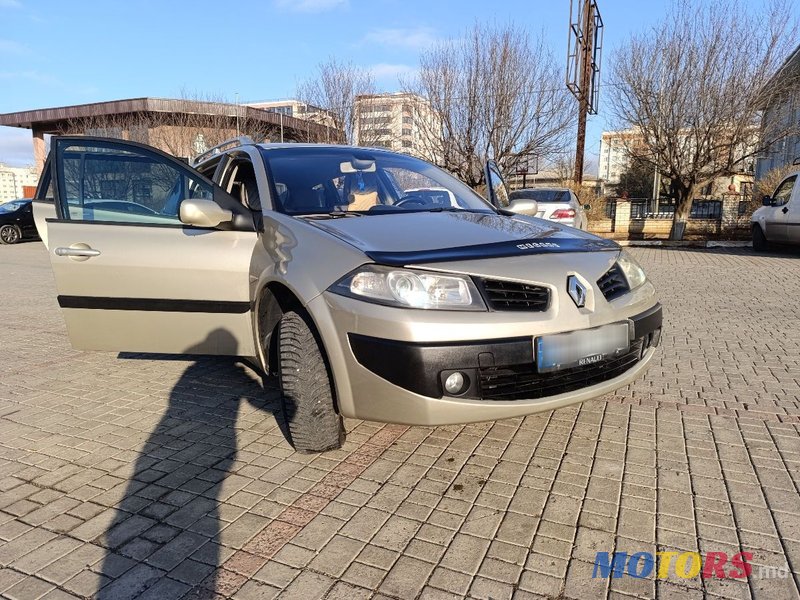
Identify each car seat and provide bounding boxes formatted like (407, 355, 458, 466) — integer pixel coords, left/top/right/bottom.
(343, 171, 379, 211)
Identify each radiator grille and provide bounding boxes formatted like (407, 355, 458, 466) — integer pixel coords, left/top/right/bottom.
(597, 264, 630, 301)
(477, 279, 550, 312)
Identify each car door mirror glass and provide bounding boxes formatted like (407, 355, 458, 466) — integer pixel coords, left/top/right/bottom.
(180, 198, 233, 228)
(762, 195, 772, 206)
(507, 198, 539, 216)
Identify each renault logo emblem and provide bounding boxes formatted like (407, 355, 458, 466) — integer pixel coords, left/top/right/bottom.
(567, 275, 587, 308)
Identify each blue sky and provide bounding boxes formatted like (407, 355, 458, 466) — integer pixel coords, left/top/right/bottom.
(0, 0, 759, 171)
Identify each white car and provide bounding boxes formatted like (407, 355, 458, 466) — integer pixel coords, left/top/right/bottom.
(508, 187, 589, 230)
(752, 171, 800, 249)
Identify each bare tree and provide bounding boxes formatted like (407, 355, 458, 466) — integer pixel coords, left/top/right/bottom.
(609, 0, 799, 240)
(297, 58, 376, 145)
(405, 23, 573, 188)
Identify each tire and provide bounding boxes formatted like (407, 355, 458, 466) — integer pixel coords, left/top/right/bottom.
(278, 310, 344, 452)
(0, 225, 21, 245)
(752, 225, 768, 252)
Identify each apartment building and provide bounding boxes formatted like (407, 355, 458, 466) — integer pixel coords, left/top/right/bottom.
(0, 163, 38, 202)
(246, 99, 336, 129)
(354, 93, 439, 159)
(599, 129, 755, 197)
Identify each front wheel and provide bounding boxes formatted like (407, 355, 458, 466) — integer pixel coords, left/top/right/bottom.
(752, 225, 768, 252)
(278, 310, 345, 453)
(0, 225, 21, 244)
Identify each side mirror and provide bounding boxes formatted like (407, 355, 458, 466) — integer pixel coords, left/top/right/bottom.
(180, 198, 233, 228)
(762, 195, 772, 206)
(583, 204, 591, 211)
(507, 198, 539, 216)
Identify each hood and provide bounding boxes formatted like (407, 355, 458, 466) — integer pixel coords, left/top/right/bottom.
(306, 211, 618, 265)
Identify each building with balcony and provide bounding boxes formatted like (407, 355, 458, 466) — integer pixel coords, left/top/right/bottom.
(354, 93, 439, 159)
(599, 128, 755, 198)
(0, 163, 39, 202)
(245, 99, 336, 129)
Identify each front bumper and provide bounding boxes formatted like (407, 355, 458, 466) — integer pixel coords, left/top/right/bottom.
(307, 284, 662, 425)
(349, 303, 661, 401)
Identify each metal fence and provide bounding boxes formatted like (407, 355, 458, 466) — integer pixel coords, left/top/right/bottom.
(605, 198, 723, 221)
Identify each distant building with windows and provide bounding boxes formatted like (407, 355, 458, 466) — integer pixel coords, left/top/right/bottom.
(0, 163, 38, 202)
(354, 93, 439, 159)
(245, 99, 336, 129)
(755, 43, 800, 180)
(598, 130, 648, 185)
(599, 128, 755, 198)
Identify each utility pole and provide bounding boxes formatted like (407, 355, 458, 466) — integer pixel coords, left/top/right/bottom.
(235, 92, 240, 137)
(573, 0, 593, 185)
(567, 0, 603, 186)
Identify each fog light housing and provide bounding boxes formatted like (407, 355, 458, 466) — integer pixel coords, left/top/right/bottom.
(444, 372, 467, 395)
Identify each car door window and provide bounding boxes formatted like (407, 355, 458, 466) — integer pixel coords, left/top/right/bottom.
(485, 161, 510, 209)
(55, 139, 213, 224)
(772, 176, 796, 206)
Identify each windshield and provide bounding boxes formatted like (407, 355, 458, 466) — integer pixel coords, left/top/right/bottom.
(260, 147, 495, 216)
(0, 201, 26, 213)
(510, 189, 571, 203)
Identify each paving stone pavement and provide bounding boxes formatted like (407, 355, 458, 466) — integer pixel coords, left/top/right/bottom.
(0, 242, 798, 600)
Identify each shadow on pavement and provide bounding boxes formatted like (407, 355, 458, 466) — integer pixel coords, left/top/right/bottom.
(96, 329, 288, 599)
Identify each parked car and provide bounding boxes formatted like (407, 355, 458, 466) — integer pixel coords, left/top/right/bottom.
(752, 172, 800, 249)
(0, 199, 39, 244)
(32, 137, 662, 452)
(508, 187, 589, 230)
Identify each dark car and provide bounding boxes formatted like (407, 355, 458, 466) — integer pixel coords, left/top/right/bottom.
(0, 199, 40, 244)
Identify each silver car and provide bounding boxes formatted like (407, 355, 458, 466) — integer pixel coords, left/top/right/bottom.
(752, 171, 800, 249)
(32, 137, 662, 452)
(508, 187, 589, 230)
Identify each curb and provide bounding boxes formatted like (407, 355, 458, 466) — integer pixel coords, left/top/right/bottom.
(614, 240, 752, 249)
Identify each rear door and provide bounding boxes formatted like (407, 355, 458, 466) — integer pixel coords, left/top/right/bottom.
(784, 182, 800, 244)
(765, 175, 795, 242)
(39, 136, 259, 356)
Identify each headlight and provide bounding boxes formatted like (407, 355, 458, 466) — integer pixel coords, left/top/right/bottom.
(616, 250, 648, 290)
(330, 265, 487, 311)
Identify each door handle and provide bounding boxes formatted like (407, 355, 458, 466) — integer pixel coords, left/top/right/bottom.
(55, 245, 101, 261)
(783, 206, 789, 214)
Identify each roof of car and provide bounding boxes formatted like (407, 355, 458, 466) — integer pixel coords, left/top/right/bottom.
(256, 143, 396, 152)
(192, 141, 399, 167)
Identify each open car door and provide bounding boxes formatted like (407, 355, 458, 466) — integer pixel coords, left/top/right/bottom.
(35, 136, 259, 356)
(484, 160, 511, 209)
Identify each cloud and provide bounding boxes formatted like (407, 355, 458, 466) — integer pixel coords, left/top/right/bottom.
(0, 127, 34, 167)
(273, 0, 347, 13)
(0, 0, 22, 8)
(0, 39, 28, 55)
(369, 63, 417, 80)
(361, 26, 438, 51)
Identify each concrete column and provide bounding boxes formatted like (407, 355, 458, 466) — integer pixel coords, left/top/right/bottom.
(720, 194, 741, 231)
(32, 127, 47, 175)
(613, 198, 631, 236)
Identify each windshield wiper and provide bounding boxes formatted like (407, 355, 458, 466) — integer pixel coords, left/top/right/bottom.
(300, 211, 364, 219)
(423, 207, 495, 214)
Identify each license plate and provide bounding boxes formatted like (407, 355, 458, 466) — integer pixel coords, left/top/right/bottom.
(535, 323, 630, 373)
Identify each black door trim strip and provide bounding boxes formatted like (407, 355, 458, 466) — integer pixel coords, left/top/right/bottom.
(57, 296, 251, 314)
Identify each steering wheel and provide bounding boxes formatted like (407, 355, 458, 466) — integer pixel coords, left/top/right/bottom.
(395, 195, 429, 208)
